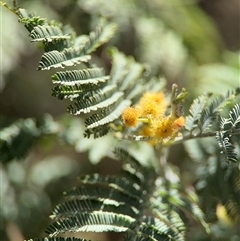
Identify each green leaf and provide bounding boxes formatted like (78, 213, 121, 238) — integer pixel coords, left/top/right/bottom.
(85, 99, 131, 129)
(216, 103, 240, 163)
(185, 95, 209, 132)
(46, 212, 134, 236)
(27, 238, 91, 241)
(0, 115, 58, 163)
(68, 85, 117, 115)
(52, 68, 109, 85)
(30, 25, 71, 42)
(38, 48, 91, 70)
(85, 19, 117, 54)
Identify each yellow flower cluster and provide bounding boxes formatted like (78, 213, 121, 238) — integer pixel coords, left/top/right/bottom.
(139, 92, 166, 117)
(151, 116, 185, 141)
(121, 91, 185, 143)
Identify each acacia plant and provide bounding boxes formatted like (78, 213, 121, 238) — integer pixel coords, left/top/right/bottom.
(1, 1, 240, 241)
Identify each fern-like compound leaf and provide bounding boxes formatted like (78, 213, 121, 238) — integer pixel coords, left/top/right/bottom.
(85, 19, 117, 54)
(114, 148, 155, 187)
(68, 85, 118, 115)
(73, 92, 124, 115)
(150, 200, 186, 241)
(109, 48, 146, 101)
(46, 212, 134, 236)
(30, 25, 71, 42)
(83, 124, 111, 139)
(125, 215, 185, 241)
(52, 68, 109, 85)
(198, 91, 234, 133)
(185, 95, 208, 132)
(78, 173, 142, 200)
(52, 81, 106, 100)
(27, 238, 90, 241)
(151, 168, 210, 238)
(15, 6, 150, 138)
(63, 186, 142, 215)
(85, 99, 131, 129)
(216, 103, 240, 163)
(38, 48, 91, 70)
(109, 47, 130, 84)
(0, 115, 58, 163)
(50, 198, 138, 220)
(139, 216, 183, 241)
(43, 24, 76, 52)
(16, 8, 46, 32)
(216, 132, 237, 163)
(185, 89, 240, 141)
(43, 149, 157, 238)
(229, 103, 240, 128)
(16, 8, 75, 52)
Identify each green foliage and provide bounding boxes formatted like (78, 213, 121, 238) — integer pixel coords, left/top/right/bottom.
(27, 149, 208, 241)
(35, 17, 115, 69)
(216, 103, 240, 163)
(13, 6, 157, 139)
(45, 149, 155, 236)
(0, 114, 58, 163)
(1, 1, 240, 241)
(28, 239, 89, 241)
(184, 88, 240, 163)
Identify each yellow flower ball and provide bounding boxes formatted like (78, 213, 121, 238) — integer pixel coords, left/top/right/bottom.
(121, 107, 139, 127)
(139, 92, 167, 118)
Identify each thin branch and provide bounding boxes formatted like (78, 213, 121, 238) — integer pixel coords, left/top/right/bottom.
(172, 129, 240, 146)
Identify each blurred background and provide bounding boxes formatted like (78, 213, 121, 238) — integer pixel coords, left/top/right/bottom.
(1, 0, 239, 240)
